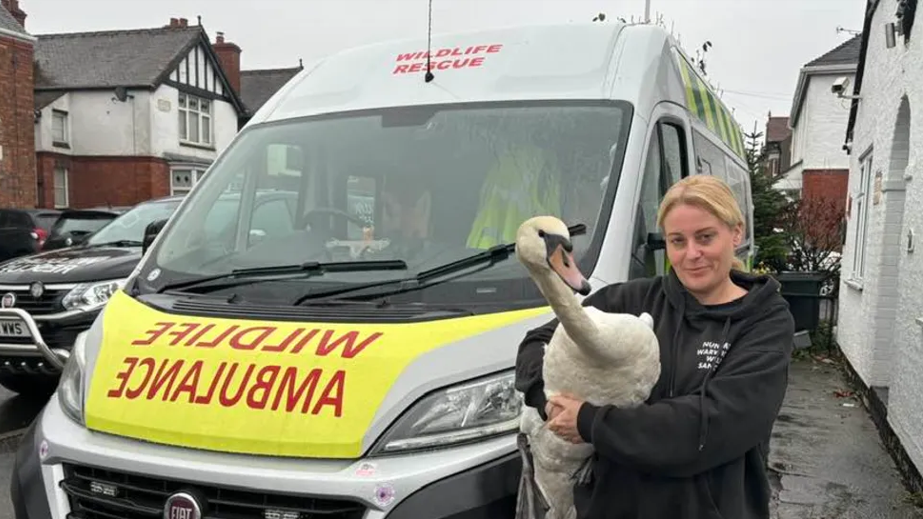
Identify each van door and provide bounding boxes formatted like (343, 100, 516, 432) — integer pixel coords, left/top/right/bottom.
(628, 104, 692, 280)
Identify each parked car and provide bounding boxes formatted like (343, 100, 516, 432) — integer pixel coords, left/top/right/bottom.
(0, 208, 62, 263)
(0, 197, 182, 396)
(41, 209, 122, 251)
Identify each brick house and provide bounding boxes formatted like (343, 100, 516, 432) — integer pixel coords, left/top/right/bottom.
(32, 17, 249, 208)
(774, 35, 862, 208)
(763, 113, 792, 177)
(837, 0, 923, 494)
(0, 0, 36, 208)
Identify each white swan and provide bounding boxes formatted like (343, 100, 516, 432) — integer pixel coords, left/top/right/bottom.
(515, 216, 662, 519)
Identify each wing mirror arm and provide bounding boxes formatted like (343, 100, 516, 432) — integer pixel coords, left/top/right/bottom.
(647, 232, 666, 251)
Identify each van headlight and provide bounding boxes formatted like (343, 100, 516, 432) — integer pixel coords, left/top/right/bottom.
(62, 279, 126, 311)
(58, 331, 87, 425)
(369, 370, 522, 455)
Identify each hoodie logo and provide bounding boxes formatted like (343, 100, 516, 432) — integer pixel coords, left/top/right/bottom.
(697, 341, 730, 371)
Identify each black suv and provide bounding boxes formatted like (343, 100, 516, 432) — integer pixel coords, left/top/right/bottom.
(0, 198, 181, 395)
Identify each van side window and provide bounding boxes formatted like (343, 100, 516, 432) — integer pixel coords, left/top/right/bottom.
(660, 123, 688, 184)
(629, 120, 689, 280)
(692, 129, 727, 181)
(725, 157, 753, 253)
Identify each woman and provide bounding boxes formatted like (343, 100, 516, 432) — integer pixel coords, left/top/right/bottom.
(514, 174, 795, 519)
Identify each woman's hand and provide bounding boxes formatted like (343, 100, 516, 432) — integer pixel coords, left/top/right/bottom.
(547, 394, 586, 444)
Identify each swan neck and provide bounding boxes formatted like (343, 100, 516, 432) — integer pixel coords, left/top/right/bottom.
(533, 267, 601, 358)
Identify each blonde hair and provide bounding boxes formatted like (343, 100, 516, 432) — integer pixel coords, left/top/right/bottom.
(656, 175, 747, 271)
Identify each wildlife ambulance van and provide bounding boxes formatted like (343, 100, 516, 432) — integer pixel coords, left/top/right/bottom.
(11, 20, 753, 519)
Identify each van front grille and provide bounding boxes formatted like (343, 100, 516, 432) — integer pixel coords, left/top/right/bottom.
(60, 463, 367, 519)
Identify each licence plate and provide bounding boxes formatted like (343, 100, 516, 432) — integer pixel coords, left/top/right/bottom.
(0, 319, 30, 338)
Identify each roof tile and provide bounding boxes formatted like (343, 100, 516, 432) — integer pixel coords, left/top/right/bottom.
(33, 26, 201, 89)
(0, 3, 28, 37)
(240, 66, 303, 113)
(805, 34, 863, 67)
(766, 116, 791, 142)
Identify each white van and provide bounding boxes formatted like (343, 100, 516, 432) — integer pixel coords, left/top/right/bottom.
(11, 20, 752, 519)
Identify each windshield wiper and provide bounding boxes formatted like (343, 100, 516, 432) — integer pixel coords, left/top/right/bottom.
(155, 260, 408, 294)
(293, 223, 587, 305)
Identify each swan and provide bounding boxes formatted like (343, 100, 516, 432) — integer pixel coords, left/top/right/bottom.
(515, 216, 662, 519)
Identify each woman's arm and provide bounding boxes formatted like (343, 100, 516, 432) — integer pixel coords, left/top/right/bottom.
(514, 282, 629, 420)
(574, 304, 794, 478)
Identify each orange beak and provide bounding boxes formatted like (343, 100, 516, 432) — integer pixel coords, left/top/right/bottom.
(547, 242, 591, 296)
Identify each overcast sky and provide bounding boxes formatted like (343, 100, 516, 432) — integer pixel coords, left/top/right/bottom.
(22, 0, 866, 138)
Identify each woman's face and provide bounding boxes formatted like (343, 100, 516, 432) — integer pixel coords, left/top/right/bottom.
(662, 203, 741, 296)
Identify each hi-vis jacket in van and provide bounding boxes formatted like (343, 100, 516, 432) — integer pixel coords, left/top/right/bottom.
(466, 144, 562, 249)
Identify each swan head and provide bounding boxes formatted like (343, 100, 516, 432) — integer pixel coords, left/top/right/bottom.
(515, 216, 591, 296)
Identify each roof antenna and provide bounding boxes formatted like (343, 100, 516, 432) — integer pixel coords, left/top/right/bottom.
(424, 0, 435, 83)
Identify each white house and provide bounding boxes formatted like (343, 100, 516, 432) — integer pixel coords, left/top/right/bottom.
(840, 0, 923, 492)
(31, 17, 248, 208)
(774, 35, 860, 207)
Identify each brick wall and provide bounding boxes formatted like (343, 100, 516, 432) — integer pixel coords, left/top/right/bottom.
(803, 168, 849, 204)
(36, 153, 171, 208)
(801, 169, 848, 251)
(0, 35, 36, 208)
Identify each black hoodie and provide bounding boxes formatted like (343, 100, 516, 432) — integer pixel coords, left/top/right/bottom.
(514, 269, 794, 519)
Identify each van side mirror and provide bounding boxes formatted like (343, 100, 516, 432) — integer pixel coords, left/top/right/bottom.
(647, 232, 666, 251)
(142, 218, 169, 255)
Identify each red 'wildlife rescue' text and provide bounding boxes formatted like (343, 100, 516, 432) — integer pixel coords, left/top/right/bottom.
(104, 321, 384, 418)
(392, 44, 503, 75)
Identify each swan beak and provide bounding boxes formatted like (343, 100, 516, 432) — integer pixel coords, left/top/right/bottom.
(548, 243, 592, 296)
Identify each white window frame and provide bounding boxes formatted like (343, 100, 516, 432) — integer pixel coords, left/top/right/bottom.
(52, 110, 69, 146)
(178, 93, 213, 146)
(170, 167, 207, 196)
(851, 149, 873, 281)
(53, 167, 69, 208)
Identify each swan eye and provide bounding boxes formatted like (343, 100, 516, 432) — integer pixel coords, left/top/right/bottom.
(538, 229, 546, 238)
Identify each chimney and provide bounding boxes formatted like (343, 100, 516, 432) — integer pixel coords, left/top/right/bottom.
(1, 0, 27, 29)
(179, 17, 188, 27)
(212, 31, 242, 95)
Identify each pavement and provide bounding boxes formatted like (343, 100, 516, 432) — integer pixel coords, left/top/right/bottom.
(0, 355, 918, 518)
(769, 353, 923, 519)
(0, 386, 50, 519)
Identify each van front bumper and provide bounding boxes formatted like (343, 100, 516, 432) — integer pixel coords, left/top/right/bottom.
(12, 395, 522, 519)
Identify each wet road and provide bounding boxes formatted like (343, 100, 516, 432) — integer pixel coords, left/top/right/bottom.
(769, 355, 923, 519)
(0, 386, 49, 519)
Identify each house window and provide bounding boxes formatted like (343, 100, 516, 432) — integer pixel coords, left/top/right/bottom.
(52, 110, 69, 146)
(53, 167, 69, 208)
(851, 149, 873, 281)
(171, 167, 207, 196)
(178, 93, 212, 146)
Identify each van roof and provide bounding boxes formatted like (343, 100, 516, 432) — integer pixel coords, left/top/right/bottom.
(250, 21, 746, 160)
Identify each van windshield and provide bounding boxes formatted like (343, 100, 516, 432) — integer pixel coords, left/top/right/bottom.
(146, 101, 631, 306)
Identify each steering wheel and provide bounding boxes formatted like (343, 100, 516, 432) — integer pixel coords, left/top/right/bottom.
(301, 207, 374, 261)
